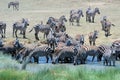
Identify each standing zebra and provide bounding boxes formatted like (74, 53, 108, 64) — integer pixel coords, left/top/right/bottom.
(0, 21, 6, 38)
(8, 1, 19, 11)
(88, 30, 98, 46)
(97, 45, 116, 66)
(81, 45, 98, 62)
(86, 7, 100, 23)
(112, 40, 120, 60)
(69, 9, 84, 26)
(13, 18, 29, 38)
(100, 18, 115, 37)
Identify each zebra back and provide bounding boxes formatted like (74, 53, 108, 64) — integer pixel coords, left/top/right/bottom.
(82, 45, 97, 52)
(97, 45, 110, 54)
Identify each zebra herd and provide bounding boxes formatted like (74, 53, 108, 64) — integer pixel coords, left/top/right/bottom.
(0, 1, 118, 69)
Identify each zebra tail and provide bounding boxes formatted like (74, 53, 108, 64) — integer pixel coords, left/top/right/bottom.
(29, 27, 34, 33)
(112, 24, 115, 26)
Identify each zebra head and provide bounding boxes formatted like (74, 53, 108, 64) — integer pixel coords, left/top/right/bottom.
(78, 9, 84, 17)
(93, 30, 98, 38)
(8, 3, 11, 8)
(47, 17, 54, 24)
(60, 15, 67, 22)
(95, 8, 100, 14)
(22, 18, 29, 27)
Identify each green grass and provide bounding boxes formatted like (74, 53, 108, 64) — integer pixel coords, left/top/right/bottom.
(0, 53, 120, 80)
(0, 66, 120, 80)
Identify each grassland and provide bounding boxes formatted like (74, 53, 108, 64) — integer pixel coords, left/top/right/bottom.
(0, 0, 120, 80)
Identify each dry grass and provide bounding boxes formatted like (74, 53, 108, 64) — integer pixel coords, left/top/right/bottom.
(0, 0, 120, 46)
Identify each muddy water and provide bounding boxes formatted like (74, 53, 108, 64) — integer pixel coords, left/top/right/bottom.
(0, 54, 120, 73)
(25, 56, 120, 73)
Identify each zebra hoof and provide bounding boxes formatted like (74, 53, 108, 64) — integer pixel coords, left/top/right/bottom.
(23, 37, 27, 39)
(73, 63, 76, 65)
(52, 62, 56, 64)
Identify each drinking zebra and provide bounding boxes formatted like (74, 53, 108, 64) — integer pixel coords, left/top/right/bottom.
(97, 45, 116, 66)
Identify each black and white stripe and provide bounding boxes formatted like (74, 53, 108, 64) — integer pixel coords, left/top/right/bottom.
(97, 45, 116, 66)
(112, 40, 120, 60)
(81, 45, 97, 61)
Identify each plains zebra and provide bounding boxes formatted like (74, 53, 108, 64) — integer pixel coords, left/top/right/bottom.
(8, 1, 19, 11)
(97, 45, 116, 66)
(112, 40, 120, 60)
(47, 15, 67, 32)
(29, 22, 56, 40)
(69, 9, 84, 26)
(86, 7, 100, 23)
(88, 30, 98, 46)
(19, 45, 54, 64)
(73, 44, 87, 65)
(52, 46, 75, 64)
(13, 18, 29, 38)
(100, 19, 115, 37)
(0, 21, 6, 38)
(81, 45, 98, 62)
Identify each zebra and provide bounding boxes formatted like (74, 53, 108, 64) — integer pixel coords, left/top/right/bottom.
(81, 45, 98, 62)
(100, 19, 115, 37)
(0, 21, 6, 38)
(69, 9, 84, 26)
(112, 40, 120, 60)
(8, 1, 19, 11)
(73, 44, 87, 65)
(13, 18, 29, 38)
(29, 22, 56, 40)
(46, 28, 57, 51)
(52, 46, 75, 64)
(75, 34, 85, 45)
(86, 7, 100, 23)
(47, 15, 67, 32)
(18, 45, 54, 64)
(88, 30, 98, 46)
(97, 45, 116, 66)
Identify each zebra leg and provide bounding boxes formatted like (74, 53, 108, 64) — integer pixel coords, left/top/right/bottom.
(106, 60, 108, 66)
(15, 30, 18, 38)
(109, 60, 111, 66)
(46, 56, 49, 63)
(77, 19, 80, 26)
(89, 41, 92, 46)
(92, 16, 95, 23)
(86, 15, 88, 22)
(93, 41, 96, 46)
(113, 59, 115, 66)
(103, 59, 105, 65)
(0, 30, 3, 38)
(88, 16, 91, 22)
(16, 5, 19, 11)
(35, 33, 39, 40)
(50, 54, 53, 61)
(92, 56, 95, 62)
(43, 33, 46, 39)
(105, 31, 108, 37)
(73, 56, 77, 65)
(23, 31, 26, 38)
(3, 28, 6, 38)
(108, 29, 111, 36)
